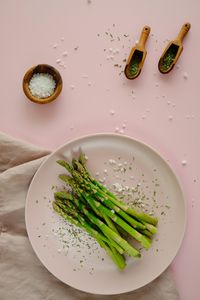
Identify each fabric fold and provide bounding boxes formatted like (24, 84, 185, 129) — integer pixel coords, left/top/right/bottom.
(0, 132, 50, 172)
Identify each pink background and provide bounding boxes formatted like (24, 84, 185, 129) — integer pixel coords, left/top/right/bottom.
(0, 0, 199, 299)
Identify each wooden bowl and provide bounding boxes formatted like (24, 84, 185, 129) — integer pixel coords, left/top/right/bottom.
(22, 64, 63, 104)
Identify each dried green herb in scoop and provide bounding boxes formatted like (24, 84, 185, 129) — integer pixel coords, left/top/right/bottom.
(159, 44, 179, 72)
(128, 50, 143, 77)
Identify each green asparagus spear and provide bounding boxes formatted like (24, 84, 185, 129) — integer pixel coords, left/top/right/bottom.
(71, 197, 141, 258)
(77, 156, 158, 226)
(58, 174, 154, 249)
(93, 199, 151, 249)
(53, 198, 124, 255)
(58, 159, 158, 226)
(55, 154, 159, 270)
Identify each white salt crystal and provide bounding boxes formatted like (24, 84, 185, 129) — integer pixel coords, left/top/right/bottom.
(110, 110, 115, 115)
(81, 75, 88, 78)
(109, 159, 116, 165)
(113, 183, 123, 192)
(181, 160, 187, 166)
(99, 178, 105, 183)
(183, 72, 188, 79)
(29, 73, 56, 99)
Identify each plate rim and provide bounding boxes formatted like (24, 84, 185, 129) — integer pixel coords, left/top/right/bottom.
(25, 132, 187, 295)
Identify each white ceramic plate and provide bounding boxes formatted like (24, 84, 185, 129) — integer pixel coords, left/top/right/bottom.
(25, 134, 186, 295)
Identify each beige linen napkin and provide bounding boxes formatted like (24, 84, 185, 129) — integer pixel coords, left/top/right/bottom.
(0, 132, 180, 300)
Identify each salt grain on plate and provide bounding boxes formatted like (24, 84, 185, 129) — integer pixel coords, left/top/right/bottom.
(109, 159, 116, 165)
(113, 183, 123, 192)
(99, 178, 105, 183)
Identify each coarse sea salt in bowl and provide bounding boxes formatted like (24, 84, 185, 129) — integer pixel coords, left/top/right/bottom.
(22, 64, 63, 104)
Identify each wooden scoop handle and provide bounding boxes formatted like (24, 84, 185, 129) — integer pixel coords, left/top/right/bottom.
(176, 23, 191, 42)
(138, 26, 151, 47)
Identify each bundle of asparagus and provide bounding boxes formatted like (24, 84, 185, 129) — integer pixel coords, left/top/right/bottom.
(52, 153, 158, 270)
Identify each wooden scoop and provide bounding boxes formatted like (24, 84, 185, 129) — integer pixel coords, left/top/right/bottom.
(158, 23, 191, 74)
(124, 26, 151, 80)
